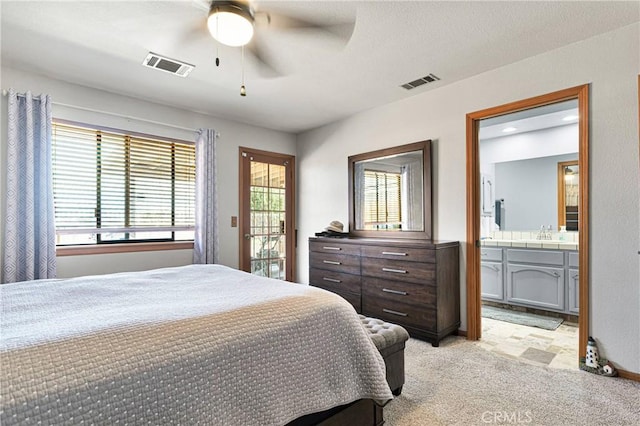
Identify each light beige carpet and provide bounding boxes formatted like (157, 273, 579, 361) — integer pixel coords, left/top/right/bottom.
(384, 337, 640, 425)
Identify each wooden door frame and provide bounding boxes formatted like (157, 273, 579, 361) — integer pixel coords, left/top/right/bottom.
(239, 147, 296, 281)
(465, 84, 590, 359)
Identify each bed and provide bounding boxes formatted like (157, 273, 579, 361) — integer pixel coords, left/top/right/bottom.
(0, 264, 393, 425)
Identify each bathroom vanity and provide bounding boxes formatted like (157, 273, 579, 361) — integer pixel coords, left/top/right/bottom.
(481, 243, 579, 315)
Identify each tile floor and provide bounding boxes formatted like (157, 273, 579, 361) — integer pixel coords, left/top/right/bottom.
(478, 316, 579, 370)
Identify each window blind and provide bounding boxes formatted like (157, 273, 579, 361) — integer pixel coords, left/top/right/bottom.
(52, 121, 195, 245)
(363, 170, 402, 229)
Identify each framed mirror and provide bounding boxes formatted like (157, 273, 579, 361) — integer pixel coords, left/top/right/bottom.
(348, 140, 432, 239)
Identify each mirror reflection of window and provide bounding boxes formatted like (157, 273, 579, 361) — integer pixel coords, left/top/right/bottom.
(363, 170, 402, 230)
(354, 150, 424, 232)
(558, 161, 579, 231)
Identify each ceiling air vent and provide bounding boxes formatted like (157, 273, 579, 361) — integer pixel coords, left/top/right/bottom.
(400, 73, 440, 90)
(142, 52, 194, 78)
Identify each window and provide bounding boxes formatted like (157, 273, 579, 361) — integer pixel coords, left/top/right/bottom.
(363, 170, 402, 230)
(52, 121, 195, 246)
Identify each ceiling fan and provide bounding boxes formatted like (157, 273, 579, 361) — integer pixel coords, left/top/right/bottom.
(191, 0, 355, 93)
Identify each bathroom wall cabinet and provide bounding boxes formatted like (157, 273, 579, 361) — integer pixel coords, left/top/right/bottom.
(481, 247, 578, 314)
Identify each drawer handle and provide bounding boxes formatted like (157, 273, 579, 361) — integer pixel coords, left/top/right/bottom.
(382, 267, 407, 274)
(323, 246, 341, 251)
(383, 308, 408, 317)
(323, 260, 341, 265)
(382, 288, 408, 296)
(323, 277, 341, 283)
(382, 251, 407, 256)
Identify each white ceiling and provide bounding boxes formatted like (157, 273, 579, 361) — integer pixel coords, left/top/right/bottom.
(2, 1, 638, 134)
(479, 99, 579, 140)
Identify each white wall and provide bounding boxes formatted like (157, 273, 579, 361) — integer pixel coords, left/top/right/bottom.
(297, 24, 640, 373)
(0, 67, 296, 278)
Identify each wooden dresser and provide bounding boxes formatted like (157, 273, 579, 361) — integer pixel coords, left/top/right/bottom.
(309, 237, 460, 346)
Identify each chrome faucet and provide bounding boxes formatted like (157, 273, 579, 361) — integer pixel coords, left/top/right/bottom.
(536, 225, 553, 240)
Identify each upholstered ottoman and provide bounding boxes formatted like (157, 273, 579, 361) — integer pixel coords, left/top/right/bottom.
(359, 315, 409, 396)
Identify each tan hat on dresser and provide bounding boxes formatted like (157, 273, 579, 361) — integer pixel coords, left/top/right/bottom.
(325, 220, 344, 233)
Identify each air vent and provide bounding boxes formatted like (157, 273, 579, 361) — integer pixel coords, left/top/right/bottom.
(400, 73, 440, 90)
(142, 53, 195, 78)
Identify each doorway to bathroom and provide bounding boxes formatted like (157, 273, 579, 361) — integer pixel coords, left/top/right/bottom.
(465, 85, 590, 367)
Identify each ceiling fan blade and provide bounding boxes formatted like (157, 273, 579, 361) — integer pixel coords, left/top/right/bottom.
(246, 39, 281, 78)
(256, 11, 355, 44)
(191, 0, 211, 12)
(175, 19, 210, 48)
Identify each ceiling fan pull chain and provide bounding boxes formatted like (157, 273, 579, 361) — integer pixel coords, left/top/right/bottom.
(215, 13, 220, 66)
(240, 45, 247, 97)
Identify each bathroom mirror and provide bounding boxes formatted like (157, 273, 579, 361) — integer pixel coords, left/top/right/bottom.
(487, 153, 578, 231)
(348, 140, 432, 239)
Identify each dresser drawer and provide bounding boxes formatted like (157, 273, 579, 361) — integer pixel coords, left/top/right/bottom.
(309, 240, 360, 256)
(310, 253, 360, 275)
(362, 277, 435, 306)
(336, 290, 361, 312)
(361, 245, 435, 263)
(363, 296, 436, 331)
(361, 257, 435, 284)
(310, 268, 361, 295)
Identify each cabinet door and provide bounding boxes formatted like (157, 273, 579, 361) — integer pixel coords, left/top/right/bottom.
(481, 262, 503, 301)
(507, 264, 564, 311)
(568, 269, 579, 314)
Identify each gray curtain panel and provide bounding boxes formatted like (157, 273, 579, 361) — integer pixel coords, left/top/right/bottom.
(193, 128, 219, 264)
(2, 89, 56, 283)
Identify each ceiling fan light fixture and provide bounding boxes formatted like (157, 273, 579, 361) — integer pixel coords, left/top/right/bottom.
(207, 2, 255, 47)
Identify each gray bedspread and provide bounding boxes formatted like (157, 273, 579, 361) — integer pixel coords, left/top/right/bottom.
(1, 264, 392, 425)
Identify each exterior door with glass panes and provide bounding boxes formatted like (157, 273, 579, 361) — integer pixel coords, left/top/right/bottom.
(239, 148, 295, 281)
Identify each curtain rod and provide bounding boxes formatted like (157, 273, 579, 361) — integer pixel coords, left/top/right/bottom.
(2, 89, 215, 135)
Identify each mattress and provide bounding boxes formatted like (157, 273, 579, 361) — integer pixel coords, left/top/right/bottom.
(0, 264, 392, 425)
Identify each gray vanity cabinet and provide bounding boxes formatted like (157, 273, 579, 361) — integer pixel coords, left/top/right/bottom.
(567, 270, 579, 314)
(506, 249, 565, 311)
(506, 263, 565, 311)
(568, 252, 579, 314)
(480, 248, 503, 301)
(481, 247, 578, 314)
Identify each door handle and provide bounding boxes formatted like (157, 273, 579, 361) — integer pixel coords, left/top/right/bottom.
(244, 234, 251, 240)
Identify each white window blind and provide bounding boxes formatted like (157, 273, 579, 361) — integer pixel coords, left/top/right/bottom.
(363, 170, 402, 230)
(52, 121, 195, 245)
